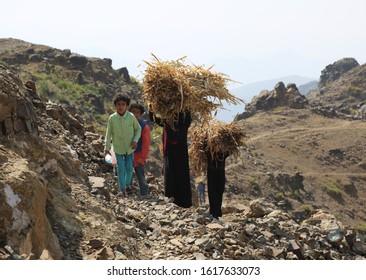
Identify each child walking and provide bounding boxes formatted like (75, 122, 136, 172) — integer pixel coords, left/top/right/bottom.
(129, 103, 151, 198)
(104, 94, 141, 196)
(197, 181, 206, 205)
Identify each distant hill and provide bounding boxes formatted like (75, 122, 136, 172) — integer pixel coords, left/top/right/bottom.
(216, 75, 316, 121)
(299, 80, 318, 96)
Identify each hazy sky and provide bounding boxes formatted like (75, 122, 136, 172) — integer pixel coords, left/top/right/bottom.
(2, 0, 366, 84)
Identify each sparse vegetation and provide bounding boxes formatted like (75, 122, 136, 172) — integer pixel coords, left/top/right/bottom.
(321, 179, 342, 197)
(301, 204, 311, 212)
(350, 108, 359, 116)
(249, 149, 259, 157)
(289, 146, 300, 154)
(293, 189, 301, 197)
(247, 176, 260, 190)
(33, 72, 100, 102)
(275, 191, 284, 198)
(353, 222, 366, 234)
(348, 86, 364, 98)
(273, 107, 283, 112)
(130, 76, 138, 83)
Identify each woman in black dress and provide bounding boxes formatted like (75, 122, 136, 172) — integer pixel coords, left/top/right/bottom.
(149, 111, 192, 208)
(206, 150, 229, 220)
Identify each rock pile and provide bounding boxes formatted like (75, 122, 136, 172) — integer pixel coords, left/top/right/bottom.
(237, 82, 308, 120)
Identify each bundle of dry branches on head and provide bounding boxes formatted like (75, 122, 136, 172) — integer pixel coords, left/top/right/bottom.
(189, 121, 246, 175)
(142, 55, 243, 125)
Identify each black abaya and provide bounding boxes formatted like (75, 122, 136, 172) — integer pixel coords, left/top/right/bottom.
(149, 111, 192, 208)
(207, 151, 229, 218)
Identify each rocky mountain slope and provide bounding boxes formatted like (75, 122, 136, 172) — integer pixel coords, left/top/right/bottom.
(307, 58, 366, 115)
(0, 38, 141, 133)
(1, 39, 366, 260)
(229, 109, 366, 226)
(232, 60, 366, 230)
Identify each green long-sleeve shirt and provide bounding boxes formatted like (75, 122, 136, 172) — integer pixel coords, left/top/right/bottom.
(104, 111, 141, 155)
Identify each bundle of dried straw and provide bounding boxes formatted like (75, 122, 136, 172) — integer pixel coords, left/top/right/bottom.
(188, 121, 246, 174)
(142, 55, 242, 125)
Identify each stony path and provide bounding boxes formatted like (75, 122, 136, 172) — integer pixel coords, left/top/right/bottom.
(87, 182, 366, 260)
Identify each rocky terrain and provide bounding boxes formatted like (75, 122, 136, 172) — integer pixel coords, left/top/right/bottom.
(307, 57, 366, 115)
(0, 38, 141, 133)
(230, 109, 366, 226)
(1, 38, 366, 260)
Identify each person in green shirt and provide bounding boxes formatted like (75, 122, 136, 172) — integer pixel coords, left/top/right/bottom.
(104, 94, 141, 196)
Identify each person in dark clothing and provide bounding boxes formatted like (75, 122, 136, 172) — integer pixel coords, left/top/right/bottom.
(149, 110, 192, 208)
(197, 181, 206, 204)
(206, 150, 229, 220)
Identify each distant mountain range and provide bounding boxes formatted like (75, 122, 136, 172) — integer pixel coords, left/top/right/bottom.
(216, 75, 318, 121)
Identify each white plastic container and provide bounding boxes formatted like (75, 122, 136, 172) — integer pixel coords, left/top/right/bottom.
(105, 154, 112, 164)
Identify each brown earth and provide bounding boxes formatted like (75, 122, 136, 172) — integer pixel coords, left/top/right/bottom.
(224, 108, 366, 228)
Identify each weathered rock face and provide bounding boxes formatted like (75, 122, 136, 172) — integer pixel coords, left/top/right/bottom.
(0, 67, 63, 258)
(0, 150, 62, 259)
(45, 102, 85, 137)
(0, 38, 142, 132)
(117, 67, 131, 84)
(0, 65, 38, 136)
(244, 82, 308, 114)
(319, 58, 359, 89)
(0, 65, 88, 259)
(307, 59, 366, 118)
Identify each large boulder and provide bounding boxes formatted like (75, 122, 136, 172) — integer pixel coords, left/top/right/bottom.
(245, 82, 308, 113)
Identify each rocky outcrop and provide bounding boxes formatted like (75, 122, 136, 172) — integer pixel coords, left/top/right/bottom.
(308, 58, 366, 117)
(0, 38, 142, 132)
(117, 67, 131, 84)
(319, 58, 359, 90)
(244, 82, 308, 114)
(0, 65, 38, 136)
(45, 102, 85, 137)
(0, 150, 63, 260)
(0, 65, 100, 259)
(0, 65, 63, 258)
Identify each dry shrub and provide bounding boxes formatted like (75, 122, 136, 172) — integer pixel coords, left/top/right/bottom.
(189, 121, 246, 174)
(142, 55, 242, 125)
